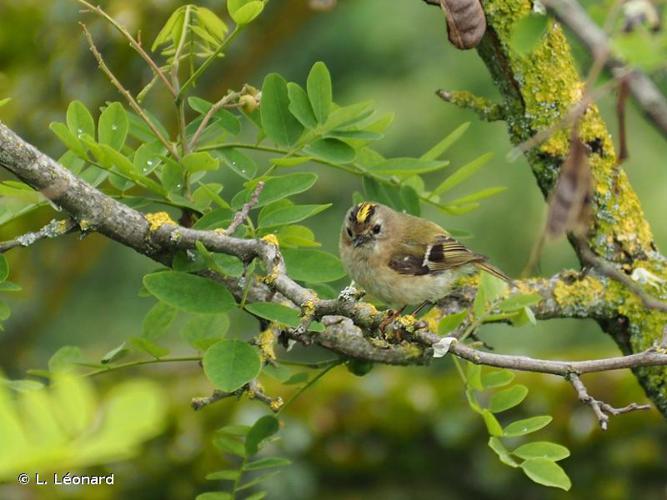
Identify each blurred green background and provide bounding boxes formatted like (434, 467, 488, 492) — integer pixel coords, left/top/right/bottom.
(1, 0, 666, 498)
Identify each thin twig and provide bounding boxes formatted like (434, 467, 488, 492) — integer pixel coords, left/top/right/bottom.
(75, 0, 176, 96)
(188, 90, 241, 151)
(579, 246, 667, 313)
(191, 379, 283, 411)
(80, 23, 181, 160)
(568, 373, 650, 430)
(0, 219, 77, 253)
(224, 181, 265, 235)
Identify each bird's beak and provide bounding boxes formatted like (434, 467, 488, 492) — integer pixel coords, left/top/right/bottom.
(352, 235, 367, 248)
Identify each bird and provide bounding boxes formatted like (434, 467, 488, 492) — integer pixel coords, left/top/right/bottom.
(339, 202, 510, 309)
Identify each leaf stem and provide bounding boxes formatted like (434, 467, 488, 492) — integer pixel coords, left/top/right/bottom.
(84, 356, 201, 377)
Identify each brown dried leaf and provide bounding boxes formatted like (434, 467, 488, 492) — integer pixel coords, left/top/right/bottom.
(546, 137, 592, 239)
(440, 0, 487, 50)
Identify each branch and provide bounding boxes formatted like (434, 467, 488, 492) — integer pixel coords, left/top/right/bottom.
(191, 380, 283, 412)
(542, 0, 667, 139)
(436, 89, 506, 121)
(0, 218, 77, 253)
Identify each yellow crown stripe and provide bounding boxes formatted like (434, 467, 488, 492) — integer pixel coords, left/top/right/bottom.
(356, 202, 375, 223)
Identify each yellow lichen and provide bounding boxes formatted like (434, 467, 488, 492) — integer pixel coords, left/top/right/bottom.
(270, 397, 284, 412)
(261, 268, 279, 285)
(145, 211, 176, 231)
(396, 314, 417, 333)
(301, 299, 317, 318)
(257, 328, 277, 361)
(262, 234, 279, 247)
(421, 308, 443, 333)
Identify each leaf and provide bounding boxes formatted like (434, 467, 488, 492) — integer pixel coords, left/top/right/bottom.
(142, 301, 178, 341)
(246, 415, 280, 455)
(511, 306, 537, 327)
(437, 311, 467, 335)
(287, 82, 317, 128)
(513, 441, 570, 461)
(261, 74, 304, 146)
(182, 152, 219, 172)
(307, 61, 333, 124)
(281, 248, 346, 283)
(520, 458, 571, 490)
(143, 271, 235, 314)
(233, 173, 318, 209)
(511, 13, 550, 56)
(270, 156, 312, 168)
(503, 416, 552, 437)
(66, 101, 95, 139)
(181, 314, 230, 351)
(466, 363, 483, 391)
(129, 337, 170, 359)
(245, 302, 300, 327)
(218, 148, 257, 179)
(244, 457, 292, 471)
(488, 385, 529, 413)
(48, 346, 82, 373)
(498, 293, 543, 312)
(0, 255, 8, 282)
(236, 471, 280, 491)
(480, 369, 515, 389)
(324, 101, 374, 130)
(368, 157, 449, 176)
(188, 97, 241, 134)
(474, 271, 508, 317)
(229, 0, 264, 25)
(275, 225, 320, 248)
(421, 122, 470, 160)
(488, 437, 519, 468)
(98, 102, 129, 151)
(134, 142, 164, 175)
(258, 204, 331, 228)
(203, 340, 262, 392)
(434, 152, 493, 195)
(481, 409, 503, 436)
(101, 342, 129, 364)
(196, 492, 233, 500)
(197, 7, 228, 40)
(444, 186, 507, 207)
(0, 98, 10, 108)
(49, 122, 87, 158)
(306, 138, 356, 163)
(206, 469, 240, 481)
(399, 185, 420, 216)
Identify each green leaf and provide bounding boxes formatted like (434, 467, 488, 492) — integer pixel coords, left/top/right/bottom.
(48, 346, 82, 373)
(488, 384, 529, 413)
(480, 369, 515, 389)
(101, 342, 129, 364)
(143, 271, 235, 314)
(245, 302, 300, 327)
(282, 248, 346, 283)
(261, 74, 304, 146)
(49, 122, 87, 158)
(481, 409, 503, 436)
(129, 337, 170, 359)
(324, 101, 374, 130)
(0, 301, 10, 321)
(399, 185, 420, 216)
(437, 311, 467, 335)
(488, 437, 519, 468)
(142, 301, 178, 341)
(203, 340, 262, 392)
(236, 471, 280, 492)
(0, 282, 21, 292)
(498, 293, 543, 312)
(188, 97, 241, 134)
(244, 457, 292, 471)
(511, 13, 550, 56)
(134, 142, 164, 175)
(520, 458, 571, 490)
(287, 82, 317, 128)
(613, 30, 666, 72)
(181, 313, 230, 351)
(511, 306, 537, 327)
(233, 173, 318, 209)
(258, 204, 331, 228)
(66, 101, 95, 139)
(275, 225, 320, 248)
(474, 271, 509, 317)
(0, 255, 8, 282)
(196, 492, 233, 500)
(368, 157, 449, 176)
(421, 122, 470, 161)
(307, 61, 333, 124)
(197, 7, 228, 40)
(513, 441, 570, 461)
(182, 151, 219, 172)
(306, 138, 356, 163)
(270, 156, 312, 168)
(98, 102, 129, 151)
(444, 186, 507, 207)
(434, 152, 493, 195)
(229, 0, 264, 25)
(218, 424, 251, 437)
(466, 363, 483, 391)
(205, 469, 240, 481)
(218, 148, 257, 179)
(246, 415, 280, 455)
(0, 97, 10, 108)
(503, 416, 552, 437)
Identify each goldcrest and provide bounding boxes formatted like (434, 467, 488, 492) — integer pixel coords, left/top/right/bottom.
(339, 202, 510, 306)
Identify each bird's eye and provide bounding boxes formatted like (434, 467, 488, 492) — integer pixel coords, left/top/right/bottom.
(346, 228, 353, 237)
(372, 224, 381, 234)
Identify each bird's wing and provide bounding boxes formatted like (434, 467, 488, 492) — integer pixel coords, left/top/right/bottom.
(388, 234, 509, 282)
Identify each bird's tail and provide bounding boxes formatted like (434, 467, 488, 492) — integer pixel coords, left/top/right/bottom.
(475, 261, 512, 283)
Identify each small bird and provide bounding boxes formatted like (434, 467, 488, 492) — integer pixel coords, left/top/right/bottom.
(339, 202, 510, 308)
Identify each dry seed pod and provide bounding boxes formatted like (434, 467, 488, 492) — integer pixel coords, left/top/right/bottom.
(440, 0, 487, 50)
(545, 137, 593, 239)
